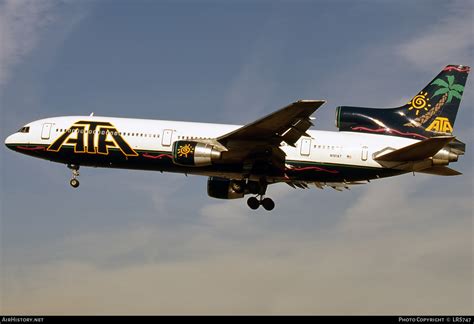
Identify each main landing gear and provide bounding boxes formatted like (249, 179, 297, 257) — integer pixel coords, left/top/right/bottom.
(247, 195, 275, 211)
(240, 178, 275, 211)
(67, 164, 80, 188)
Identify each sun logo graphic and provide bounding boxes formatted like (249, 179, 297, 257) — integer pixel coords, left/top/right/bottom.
(177, 143, 194, 158)
(408, 91, 431, 116)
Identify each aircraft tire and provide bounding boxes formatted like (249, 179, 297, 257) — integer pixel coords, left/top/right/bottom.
(261, 198, 275, 211)
(247, 197, 260, 210)
(70, 179, 80, 188)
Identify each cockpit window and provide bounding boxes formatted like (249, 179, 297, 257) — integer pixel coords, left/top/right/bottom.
(18, 126, 30, 133)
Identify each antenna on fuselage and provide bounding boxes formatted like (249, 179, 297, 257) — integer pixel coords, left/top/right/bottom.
(89, 112, 94, 116)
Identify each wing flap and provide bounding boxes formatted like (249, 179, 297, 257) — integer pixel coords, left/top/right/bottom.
(281, 118, 314, 146)
(374, 136, 455, 162)
(286, 180, 369, 191)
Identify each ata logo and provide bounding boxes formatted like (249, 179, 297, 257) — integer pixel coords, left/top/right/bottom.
(47, 121, 138, 156)
(425, 117, 453, 133)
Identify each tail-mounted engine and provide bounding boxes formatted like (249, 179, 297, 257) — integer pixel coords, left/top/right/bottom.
(172, 141, 223, 167)
(432, 148, 459, 165)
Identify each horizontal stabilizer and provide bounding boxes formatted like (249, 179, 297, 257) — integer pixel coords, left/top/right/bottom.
(417, 166, 462, 176)
(375, 136, 455, 162)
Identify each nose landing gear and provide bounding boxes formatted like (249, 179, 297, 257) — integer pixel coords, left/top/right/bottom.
(67, 164, 80, 188)
(247, 195, 275, 211)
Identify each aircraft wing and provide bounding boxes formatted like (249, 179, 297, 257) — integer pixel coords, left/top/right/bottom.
(217, 100, 325, 147)
(216, 100, 325, 174)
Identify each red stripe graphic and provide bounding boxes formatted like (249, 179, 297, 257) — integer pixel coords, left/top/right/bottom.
(442, 66, 470, 73)
(142, 153, 173, 159)
(287, 166, 339, 174)
(351, 127, 428, 140)
(16, 146, 46, 151)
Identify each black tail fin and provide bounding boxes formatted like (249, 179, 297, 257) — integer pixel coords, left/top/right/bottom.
(400, 65, 469, 133)
(336, 65, 470, 139)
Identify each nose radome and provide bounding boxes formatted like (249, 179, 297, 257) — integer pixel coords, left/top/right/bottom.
(5, 134, 16, 147)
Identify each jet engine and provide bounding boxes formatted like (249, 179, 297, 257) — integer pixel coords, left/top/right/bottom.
(207, 177, 245, 199)
(172, 141, 222, 167)
(207, 177, 265, 199)
(432, 148, 459, 165)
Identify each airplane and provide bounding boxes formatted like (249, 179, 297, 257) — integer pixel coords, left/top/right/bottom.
(4, 65, 469, 211)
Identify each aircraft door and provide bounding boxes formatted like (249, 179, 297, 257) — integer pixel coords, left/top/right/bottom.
(300, 138, 311, 156)
(162, 129, 173, 147)
(41, 123, 52, 139)
(361, 146, 368, 161)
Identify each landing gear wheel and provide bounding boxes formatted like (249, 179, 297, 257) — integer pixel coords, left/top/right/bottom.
(247, 197, 260, 210)
(261, 198, 275, 211)
(70, 178, 80, 188)
(67, 164, 80, 188)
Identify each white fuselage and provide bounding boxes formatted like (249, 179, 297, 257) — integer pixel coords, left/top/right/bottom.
(5, 115, 418, 176)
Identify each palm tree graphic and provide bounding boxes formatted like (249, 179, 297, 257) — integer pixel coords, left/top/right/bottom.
(413, 75, 464, 125)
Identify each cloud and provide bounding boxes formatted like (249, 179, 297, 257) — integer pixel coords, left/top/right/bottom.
(2, 212, 471, 315)
(397, 2, 474, 70)
(2, 172, 472, 314)
(221, 11, 290, 123)
(0, 0, 58, 89)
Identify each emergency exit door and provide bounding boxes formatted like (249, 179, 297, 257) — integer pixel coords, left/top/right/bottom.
(300, 138, 311, 156)
(162, 129, 173, 147)
(361, 146, 369, 161)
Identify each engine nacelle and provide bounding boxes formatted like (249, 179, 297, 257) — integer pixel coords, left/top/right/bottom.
(172, 141, 222, 167)
(207, 177, 245, 199)
(432, 148, 458, 165)
(207, 177, 265, 199)
(335, 106, 397, 131)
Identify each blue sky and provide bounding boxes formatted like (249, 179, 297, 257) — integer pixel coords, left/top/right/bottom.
(1, 0, 472, 314)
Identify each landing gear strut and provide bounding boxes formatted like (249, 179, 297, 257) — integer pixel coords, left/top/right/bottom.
(247, 195, 275, 211)
(67, 164, 80, 188)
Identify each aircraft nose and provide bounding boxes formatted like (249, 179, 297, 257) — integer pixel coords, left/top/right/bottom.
(5, 133, 16, 149)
